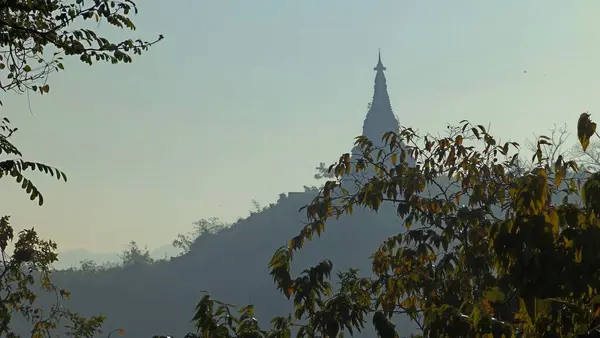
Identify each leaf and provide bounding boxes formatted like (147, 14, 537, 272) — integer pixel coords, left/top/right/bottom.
(23, 65, 31, 72)
(547, 209, 559, 234)
(578, 112, 597, 151)
(575, 248, 583, 263)
(397, 203, 409, 218)
(471, 304, 482, 327)
(555, 168, 564, 188)
(518, 297, 534, 326)
(391, 153, 397, 165)
(372, 311, 398, 338)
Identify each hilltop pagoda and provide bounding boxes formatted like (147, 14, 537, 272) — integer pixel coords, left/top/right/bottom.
(350, 50, 415, 171)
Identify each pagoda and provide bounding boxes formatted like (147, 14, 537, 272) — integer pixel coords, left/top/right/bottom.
(361, 50, 400, 148)
(351, 50, 415, 169)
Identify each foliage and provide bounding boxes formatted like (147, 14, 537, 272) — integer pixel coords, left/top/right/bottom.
(525, 123, 571, 170)
(74, 258, 119, 272)
(190, 113, 600, 338)
(118, 240, 154, 266)
(314, 162, 336, 181)
(0, 122, 112, 337)
(0, 0, 162, 102)
(191, 295, 267, 338)
(0, 0, 159, 335)
(570, 141, 600, 172)
(578, 113, 596, 153)
(569, 116, 600, 171)
(0, 116, 66, 205)
(77, 259, 101, 272)
(250, 200, 276, 215)
(173, 217, 230, 255)
(303, 186, 320, 193)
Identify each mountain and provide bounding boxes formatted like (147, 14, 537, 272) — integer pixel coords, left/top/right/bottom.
(25, 173, 587, 338)
(46, 191, 419, 337)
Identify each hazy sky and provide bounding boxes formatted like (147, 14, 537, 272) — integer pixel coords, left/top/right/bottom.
(0, 1, 598, 252)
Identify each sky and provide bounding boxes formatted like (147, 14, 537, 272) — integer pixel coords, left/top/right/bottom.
(0, 0, 599, 253)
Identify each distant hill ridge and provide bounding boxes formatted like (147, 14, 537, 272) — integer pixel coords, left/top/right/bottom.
(40, 174, 586, 338)
(54, 245, 182, 270)
(28, 51, 591, 337)
(43, 189, 418, 337)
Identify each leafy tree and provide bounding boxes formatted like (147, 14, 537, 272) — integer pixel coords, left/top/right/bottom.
(0, 120, 111, 337)
(118, 240, 153, 266)
(173, 217, 229, 255)
(570, 140, 600, 172)
(77, 259, 100, 272)
(314, 162, 336, 181)
(525, 123, 572, 169)
(75, 259, 119, 272)
(0, 0, 160, 335)
(190, 113, 600, 337)
(251, 200, 267, 214)
(303, 185, 320, 193)
(0, 0, 162, 101)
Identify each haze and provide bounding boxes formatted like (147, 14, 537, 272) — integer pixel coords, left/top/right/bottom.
(0, 0, 598, 255)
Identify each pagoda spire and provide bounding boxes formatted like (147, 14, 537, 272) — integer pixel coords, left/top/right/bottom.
(374, 49, 386, 71)
(361, 50, 399, 147)
(344, 51, 414, 188)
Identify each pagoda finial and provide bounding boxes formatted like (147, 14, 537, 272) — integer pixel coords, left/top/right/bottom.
(374, 49, 386, 71)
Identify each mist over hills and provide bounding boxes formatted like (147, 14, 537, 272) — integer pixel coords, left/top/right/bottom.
(19, 53, 587, 337)
(45, 191, 419, 337)
(39, 174, 585, 338)
(54, 245, 181, 270)
(37, 52, 425, 337)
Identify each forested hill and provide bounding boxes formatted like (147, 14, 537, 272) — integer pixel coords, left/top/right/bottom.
(29, 172, 585, 338)
(46, 190, 417, 338)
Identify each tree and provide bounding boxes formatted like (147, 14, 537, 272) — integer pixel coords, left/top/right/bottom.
(0, 0, 159, 335)
(190, 113, 600, 337)
(524, 123, 572, 170)
(173, 217, 229, 255)
(118, 240, 153, 266)
(570, 140, 600, 172)
(0, 0, 162, 101)
(78, 259, 100, 272)
(314, 162, 336, 181)
(0, 121, 110, 337)
(525, 122, 600, 173)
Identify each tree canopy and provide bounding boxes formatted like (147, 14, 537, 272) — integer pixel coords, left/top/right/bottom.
(187, 113, 600, 338)
(4, 2, 600, 337)
(0, 116, 111, 337)
(0, 0, 162, 101)
(0, 0, 159, 336)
